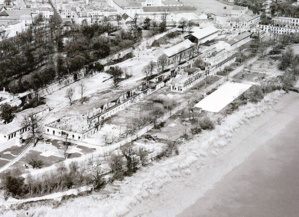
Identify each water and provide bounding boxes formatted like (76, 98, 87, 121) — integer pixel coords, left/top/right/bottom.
(178, 97, 299, 217)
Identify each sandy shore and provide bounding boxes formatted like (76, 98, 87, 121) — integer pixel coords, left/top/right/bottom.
(126, 92, 299, 217)
(178, 92, 299, 217)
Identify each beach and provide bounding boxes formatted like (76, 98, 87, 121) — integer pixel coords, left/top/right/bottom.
(178, 92, 299, 217)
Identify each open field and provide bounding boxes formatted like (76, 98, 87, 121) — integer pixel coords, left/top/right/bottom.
(181, 0, 233, 15)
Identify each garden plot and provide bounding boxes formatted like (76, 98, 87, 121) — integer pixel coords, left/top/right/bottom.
(133, 139, 167, 159)
(151, 118, 189, 141)
(249, 57, 284, 78)
(45, 72, 113, 113)
(87, 76, 222, 146)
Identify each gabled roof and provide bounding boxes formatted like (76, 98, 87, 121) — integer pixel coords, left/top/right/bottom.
(228, 32, 252, 46)
(163, 40, 195, 57)
(190, 25, 219, 40)
(122, 13, 129, 20)
(0, 11, 9, 17)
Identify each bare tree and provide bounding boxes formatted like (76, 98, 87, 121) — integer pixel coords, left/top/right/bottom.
(65, 87, 75, 105)
(22, 114, 43, 147)
(148, 61, 156, 75)
(157, 54, 168, 73)
(143, 64, 151, 78)
(179, 19, 187, 33)
(116, 15, 122, 28)
(79, 82, 86, 104)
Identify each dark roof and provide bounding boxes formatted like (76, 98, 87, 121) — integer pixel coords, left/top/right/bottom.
(0, 11, 9, 17)
(228, 32, 252, 46)
(122, 13, 129, 20)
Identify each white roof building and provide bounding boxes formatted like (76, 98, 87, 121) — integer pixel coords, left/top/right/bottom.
(194, 82, 252, 113)
(190, 25, 219, 41)
(163, 39, 195, 57)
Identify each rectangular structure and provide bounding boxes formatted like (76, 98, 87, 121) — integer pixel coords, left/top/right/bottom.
(194, 82, 252, 113)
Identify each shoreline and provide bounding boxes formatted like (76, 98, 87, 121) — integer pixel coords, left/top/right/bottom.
(1, 91, 296, 217)
(178, 92, 299, 217)
(127, 91, 298, 217)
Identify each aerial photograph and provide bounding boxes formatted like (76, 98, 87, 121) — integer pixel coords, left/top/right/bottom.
(0, 0, 298, 216)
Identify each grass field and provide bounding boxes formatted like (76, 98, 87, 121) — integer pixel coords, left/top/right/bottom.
(181, 0, 233, 15)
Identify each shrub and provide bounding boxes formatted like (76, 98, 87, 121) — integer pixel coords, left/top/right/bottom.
(191, 127, 202, 135)
(246, 86, 264, 103)
(29, 159, 44, 169)
(2, 174, 25, 198)
(109, 154, 125, 180)
(199, 117, 215, 130)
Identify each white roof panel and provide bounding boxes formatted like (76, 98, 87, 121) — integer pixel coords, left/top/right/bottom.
(163, 40, 195, 57)
(191, 25, 219, 40)
(195, 82, 252, 113)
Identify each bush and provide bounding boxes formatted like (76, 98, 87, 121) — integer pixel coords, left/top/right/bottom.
(109, 154, 125, 180)
(199, 117, 214, 130)
(191, 127, 202, 135)
(29, 159, 44, 169)
(246, 86, 264, 103)
(2, 174, 25, 198)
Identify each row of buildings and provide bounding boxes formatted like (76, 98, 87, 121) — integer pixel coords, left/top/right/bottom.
(0, 1, 54, 39)
(257, 17, 299, 36)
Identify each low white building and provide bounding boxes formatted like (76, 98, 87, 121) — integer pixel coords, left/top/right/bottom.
(257, 24, 299, 35)
(188, 25, 219, 47)
(273, 17, 299, 27)
(228, 32, 252, 50)
(0, 105, 50, 142)
(171, 70, 205, 92)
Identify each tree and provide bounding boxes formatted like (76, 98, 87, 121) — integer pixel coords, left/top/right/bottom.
(157, 54, 168, 72)
(2, 173, 25, 197)
(0, 103, 15, 124)
(194, 57, 206, 70)
(144, 17, 151, 30)
(92, 163, 105, 190)
(79, 82, 86, 104)
(109, 154, 125, 180)
(22, 113, 43, 147)
(143, 64, 151, 78)
(65, 87, 75, 105)
(279, 48, 294, 71)
(107, 66, 123, 87)
(179, 19, 187, 33)
(116, 15, 122, 27)
(143, 61, 156, 78)
(159, 21, 166, 33)
(121, 147, 139, 175)
(28, 158, 44, 169)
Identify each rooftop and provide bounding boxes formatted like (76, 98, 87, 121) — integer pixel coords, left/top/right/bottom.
(163, 39, 195, 57)
(0, 9, 32, 21)
(228, 32, 252, 46)
(190, 25, 219, 40)
(194, 82, 252, 113)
